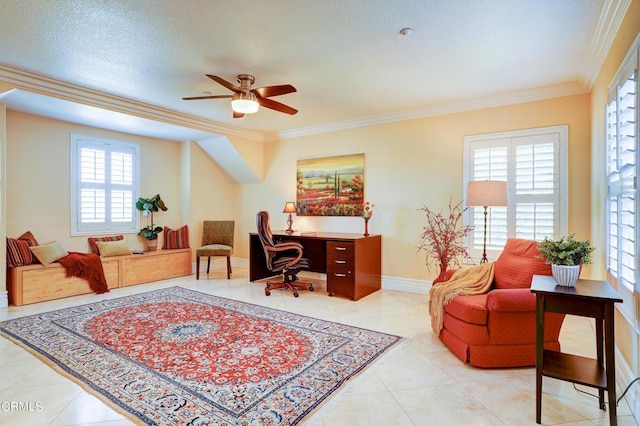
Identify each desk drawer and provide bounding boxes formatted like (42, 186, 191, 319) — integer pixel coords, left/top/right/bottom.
(328, 241, 354, 257)
(327, 241, 354, 274)
(327, 241, 355, 299)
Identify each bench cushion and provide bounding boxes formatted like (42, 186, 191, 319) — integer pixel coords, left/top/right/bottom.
(88, 235, 124, 255)
(7, 231, 39, 267)
(163, 225, 190, 249)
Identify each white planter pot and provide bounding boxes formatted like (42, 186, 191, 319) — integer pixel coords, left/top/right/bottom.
(552, 264, 581, 287)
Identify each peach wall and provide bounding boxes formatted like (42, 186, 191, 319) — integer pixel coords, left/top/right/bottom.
(6, 110, 184, 253)
(188, 141, 239, 254)
(239, 93, 591, 282)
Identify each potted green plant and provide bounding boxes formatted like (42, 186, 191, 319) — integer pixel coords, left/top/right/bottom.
(136, 194, 168, 251)
(537, 234, 594, 287)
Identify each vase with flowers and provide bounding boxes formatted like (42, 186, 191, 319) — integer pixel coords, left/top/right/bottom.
(417, 199, 474, 282)
(361, 201, 375, 237)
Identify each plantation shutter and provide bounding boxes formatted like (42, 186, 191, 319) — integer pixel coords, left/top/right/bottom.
(71, 135, 139, 235)
(464, 126, 567, 262)
(606, 39, 638, 319)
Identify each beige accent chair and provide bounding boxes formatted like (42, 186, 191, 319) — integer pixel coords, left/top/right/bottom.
(196, 220, 234, 279)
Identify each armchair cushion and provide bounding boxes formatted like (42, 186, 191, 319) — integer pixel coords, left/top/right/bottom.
(486, 288, 537, 311)
(493, 238, 551, 289)
(444, 294, 488, 326)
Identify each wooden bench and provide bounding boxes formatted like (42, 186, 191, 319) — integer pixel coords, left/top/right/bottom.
(7, 248, 192, 306)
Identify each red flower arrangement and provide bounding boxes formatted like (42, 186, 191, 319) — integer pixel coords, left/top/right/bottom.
(417, 199, 474, 281)
(362, 201, 375, 220)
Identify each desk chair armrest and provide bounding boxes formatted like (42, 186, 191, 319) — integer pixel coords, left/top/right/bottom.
(265, 243, 304, 268)
(274, 242, 304, 250)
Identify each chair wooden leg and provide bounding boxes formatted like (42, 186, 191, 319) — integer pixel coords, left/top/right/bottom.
(196, 255, 200, 280)
(226, 256, 231, 279)
(207, 257, 211, 274)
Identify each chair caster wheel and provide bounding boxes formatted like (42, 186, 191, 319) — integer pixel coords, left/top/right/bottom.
(309, 286, 314, 292)
(328, 293, 333, 297)
(265, 291, 271, 296)
(294, 293, 299, 298)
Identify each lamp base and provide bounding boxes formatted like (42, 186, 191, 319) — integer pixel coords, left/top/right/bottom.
(286, 214, 295, 234)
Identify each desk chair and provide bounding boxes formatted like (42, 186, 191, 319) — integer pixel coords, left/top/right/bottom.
(256, 211, 314, 297)
(196, 220, 234, 279)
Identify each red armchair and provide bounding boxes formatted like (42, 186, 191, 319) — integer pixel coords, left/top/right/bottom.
(436, 238, 565, 368)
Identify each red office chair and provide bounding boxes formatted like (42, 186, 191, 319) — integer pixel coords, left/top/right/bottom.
(256, 211, 314, 297)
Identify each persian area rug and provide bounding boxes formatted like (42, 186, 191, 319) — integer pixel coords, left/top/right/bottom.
(0, 286, 402, 425)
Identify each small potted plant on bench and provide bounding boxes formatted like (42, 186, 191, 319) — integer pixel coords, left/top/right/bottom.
(136, 194, 168, 251)
(537, 234, 594, 287)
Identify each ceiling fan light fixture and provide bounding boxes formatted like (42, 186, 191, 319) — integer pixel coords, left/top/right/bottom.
(231, 92, 259, 114)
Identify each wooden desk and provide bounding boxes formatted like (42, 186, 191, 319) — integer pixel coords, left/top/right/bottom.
(249, 231, 382, 301)
(531, 275, 622, 426)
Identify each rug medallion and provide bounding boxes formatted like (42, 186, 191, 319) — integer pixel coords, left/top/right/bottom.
(0, 286, 402, 425)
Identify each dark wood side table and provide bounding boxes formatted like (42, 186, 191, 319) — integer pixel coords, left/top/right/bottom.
(531, 275, 622, 426)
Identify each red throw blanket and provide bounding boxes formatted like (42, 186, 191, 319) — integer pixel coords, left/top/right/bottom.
(57, 252, 109, 294)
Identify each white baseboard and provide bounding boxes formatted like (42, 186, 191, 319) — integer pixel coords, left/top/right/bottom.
(616, 346, 640, 420)
(193, 256, 248, 274)
(382, 275, 431, 294)
(0, 290, 7, 308)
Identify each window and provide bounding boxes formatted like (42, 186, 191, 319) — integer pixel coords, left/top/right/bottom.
(70, 134, 140, 235)
(463, 126, 568, 261)
(606, 35, 639, 321)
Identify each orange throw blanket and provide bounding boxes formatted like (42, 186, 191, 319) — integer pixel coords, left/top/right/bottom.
(428, 262, 495, 336)
(57, 252, 110, 294)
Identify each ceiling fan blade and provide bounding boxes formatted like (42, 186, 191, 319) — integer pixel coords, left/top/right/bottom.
(182, 95, 233, 100)
(233, 111, 245, 119)
(254, 84, 296, 98)
(258, 97, 298, 115)
(207, 74, 241, 93)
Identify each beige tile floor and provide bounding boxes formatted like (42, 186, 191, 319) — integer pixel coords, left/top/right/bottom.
(0, 267, 638, 425)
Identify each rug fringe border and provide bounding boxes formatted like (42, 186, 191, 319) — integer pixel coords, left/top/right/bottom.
(0, 330, 146, 425)
(295, 335, 407, 424)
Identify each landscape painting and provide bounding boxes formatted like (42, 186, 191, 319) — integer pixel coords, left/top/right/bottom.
(296, 153, 365, 216)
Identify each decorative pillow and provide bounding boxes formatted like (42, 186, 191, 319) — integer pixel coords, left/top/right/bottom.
(6, 231, 40, 267)
(96, 239, 132, 257)
(162, 225, 190, 249)
(88, 235, 124, 255)
(30, 242, 69, 265)
(493, 238, 552, 289)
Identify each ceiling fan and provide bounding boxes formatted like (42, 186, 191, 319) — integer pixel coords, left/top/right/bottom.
(182, 74, 298, 118)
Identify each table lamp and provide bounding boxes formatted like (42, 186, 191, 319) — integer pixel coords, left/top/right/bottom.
(283, 202, 297, 234)
(466, 180, 508, 263)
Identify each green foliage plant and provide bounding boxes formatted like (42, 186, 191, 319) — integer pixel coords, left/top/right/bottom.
(136, 194, 168, 240)
(537, 234, 594, 266)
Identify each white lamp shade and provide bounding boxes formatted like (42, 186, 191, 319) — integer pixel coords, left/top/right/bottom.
(231, 91, 259, 114)
(466, 181, 508, 207)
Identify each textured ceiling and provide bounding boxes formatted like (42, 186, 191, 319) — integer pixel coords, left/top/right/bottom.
(0, 0, 606, 138)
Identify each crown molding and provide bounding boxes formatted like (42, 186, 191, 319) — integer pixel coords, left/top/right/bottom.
(579, 0, 632, 88)
(269, 81, 589, 141)
(0, 64, 264, 141)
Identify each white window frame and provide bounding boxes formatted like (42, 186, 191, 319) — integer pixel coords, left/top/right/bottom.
(463, 126, 569, 262)
(605, 33, 639, 324)
(70, 134, 140, 236)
